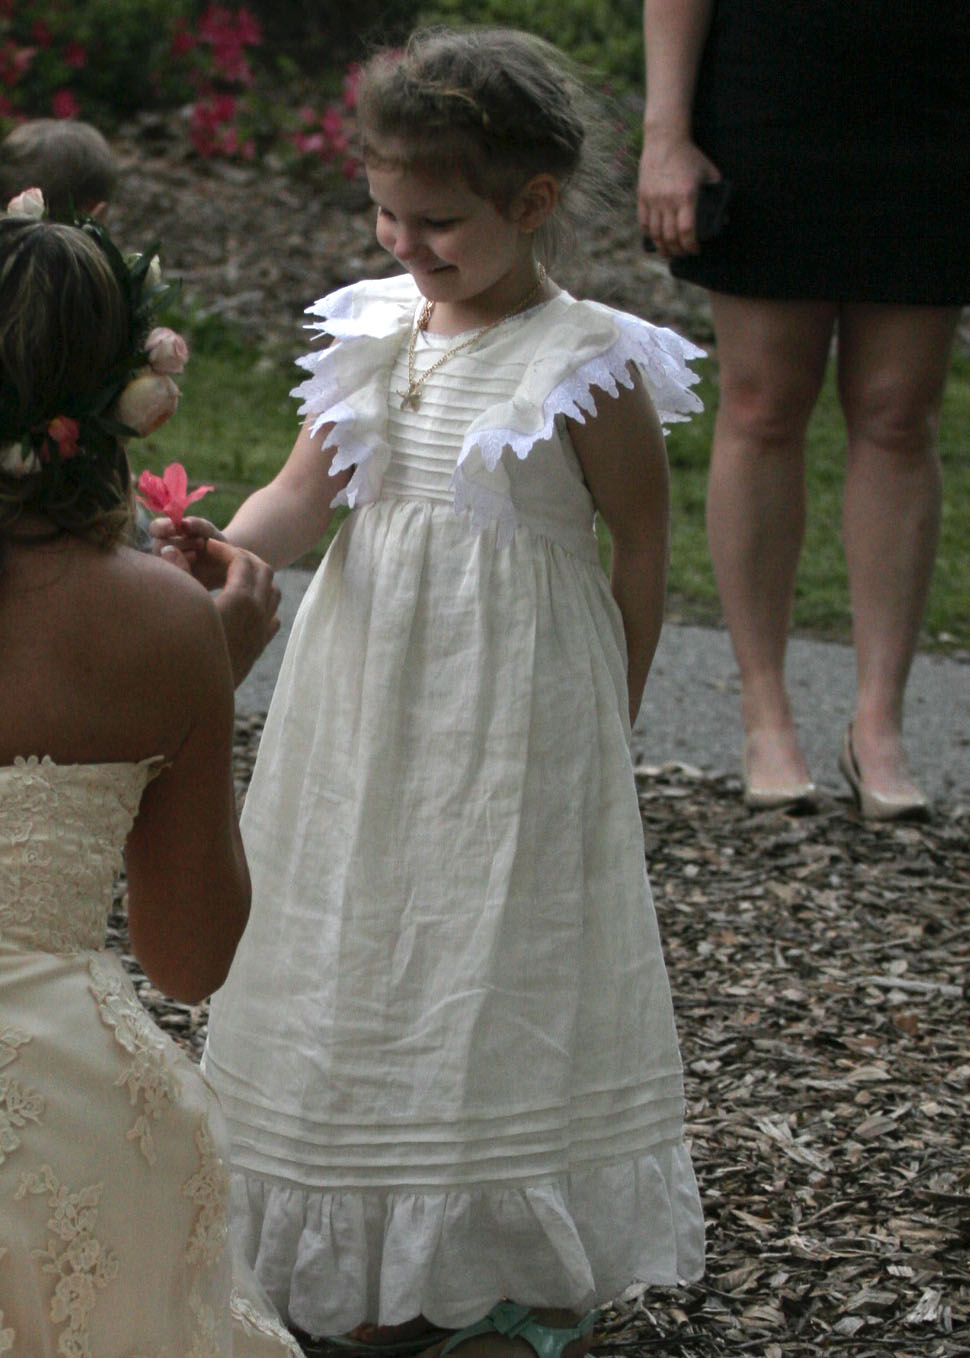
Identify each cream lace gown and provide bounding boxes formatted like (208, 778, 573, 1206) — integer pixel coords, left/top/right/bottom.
(204, 278, 707, 1338)
(0, 757, 302, 1357)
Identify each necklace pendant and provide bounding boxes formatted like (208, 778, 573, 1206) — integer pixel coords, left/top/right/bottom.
(399, 388, 420, 411)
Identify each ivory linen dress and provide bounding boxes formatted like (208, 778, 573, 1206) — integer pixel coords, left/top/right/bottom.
(0, 756, 302, 1356)
(203, 276, 707, 1338)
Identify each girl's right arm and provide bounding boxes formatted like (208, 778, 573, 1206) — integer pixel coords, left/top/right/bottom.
(638, 0, 720, 257)
(219, 416, 350, 568)
(153, 416, 350, 572)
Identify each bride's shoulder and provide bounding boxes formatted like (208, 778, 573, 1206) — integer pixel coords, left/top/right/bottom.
(107, 546, 227, 650)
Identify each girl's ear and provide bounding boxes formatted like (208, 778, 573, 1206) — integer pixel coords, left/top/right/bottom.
(511, 174, 559, 233)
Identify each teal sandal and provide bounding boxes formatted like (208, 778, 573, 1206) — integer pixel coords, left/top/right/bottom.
(439, 1302, 598, 1358)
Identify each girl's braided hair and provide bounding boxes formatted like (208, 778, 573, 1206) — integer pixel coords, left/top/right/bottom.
(356, 27, 615, 266)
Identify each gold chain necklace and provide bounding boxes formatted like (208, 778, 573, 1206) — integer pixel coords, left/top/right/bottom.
(398, 264, 547, 411)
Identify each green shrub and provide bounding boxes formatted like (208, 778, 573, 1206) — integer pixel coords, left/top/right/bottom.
(416, 0, 644, 93)
(241, 1, 415, 66)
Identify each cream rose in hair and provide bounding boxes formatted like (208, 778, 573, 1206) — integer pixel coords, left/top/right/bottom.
(116, 372, 181, 435)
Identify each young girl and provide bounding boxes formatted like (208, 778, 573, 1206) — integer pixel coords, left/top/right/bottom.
(167, 26, 706, 1355)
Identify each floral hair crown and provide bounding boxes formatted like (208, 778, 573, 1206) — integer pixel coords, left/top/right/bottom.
(0, 188, 189, 479)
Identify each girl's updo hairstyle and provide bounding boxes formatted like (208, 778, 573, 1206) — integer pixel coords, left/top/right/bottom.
(0, 216, 134, 551)
(356, 27, 614, 266)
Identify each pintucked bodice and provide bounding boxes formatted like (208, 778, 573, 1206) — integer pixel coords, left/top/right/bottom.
(0, 756, 157, 953)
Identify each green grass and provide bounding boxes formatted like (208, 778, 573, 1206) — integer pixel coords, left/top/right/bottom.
(135, 339, 970, 651)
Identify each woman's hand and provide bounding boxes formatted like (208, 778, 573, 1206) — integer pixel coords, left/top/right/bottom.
(638, 125, 721, 258)
(207, 539, 282, 686)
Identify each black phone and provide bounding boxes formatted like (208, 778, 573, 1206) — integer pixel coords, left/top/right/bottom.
(642, 178, 734, 252)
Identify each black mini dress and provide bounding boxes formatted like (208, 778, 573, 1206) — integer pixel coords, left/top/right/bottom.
(671, 1, 970, 304)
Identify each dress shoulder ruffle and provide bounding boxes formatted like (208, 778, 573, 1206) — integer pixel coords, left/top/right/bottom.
(291, 275, 705, 532)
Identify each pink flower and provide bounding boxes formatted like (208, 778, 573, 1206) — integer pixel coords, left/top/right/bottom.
(6, 186, 45, 218)
(235, 8, 263, 45)
(145, 327, 189, 375)
(51, 89, 80, 119)
(136, 463, 214, 528)
(64, 42, 87, 70)
(47, 416, 80, 457)
(169, 18, 196, 57)
(0, 41, 35, 85)
(116, 373, 181, 436)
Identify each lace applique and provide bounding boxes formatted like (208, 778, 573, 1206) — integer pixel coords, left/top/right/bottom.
(14, 1166, 119, 1356)
(0, 1023, 30, 1069)
(231, 1290, 304, 1352)
(183, 1118, 230, 1267)
(0, 757, 158, 953)
(0, 1073, 45, 1166)
(0, 1251, 13, 1353)
(186, 1285, 221, 1358)
(0, 1025, 44, 1168)
(88, 955, 179, 1164)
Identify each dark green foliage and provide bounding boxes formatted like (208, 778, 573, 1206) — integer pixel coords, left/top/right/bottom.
(416, 0, 643, 92)
(241, 0, 415, 66)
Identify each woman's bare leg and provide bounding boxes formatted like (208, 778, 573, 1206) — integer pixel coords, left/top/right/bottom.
(706, 292, 837, 797)
(836, 303, 959, 803)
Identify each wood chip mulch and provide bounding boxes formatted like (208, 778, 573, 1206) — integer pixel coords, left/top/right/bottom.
(108, 715, 970, 1357)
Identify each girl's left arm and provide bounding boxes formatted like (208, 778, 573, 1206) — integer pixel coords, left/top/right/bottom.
(567, 367, 670, 725)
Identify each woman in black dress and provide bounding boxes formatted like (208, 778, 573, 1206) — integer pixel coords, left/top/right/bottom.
(637, 0, 969, 817)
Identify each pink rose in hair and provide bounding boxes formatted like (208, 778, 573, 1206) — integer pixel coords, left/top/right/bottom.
(7, 187, 45, 219)
(145, 327, 189, 375)
(116, 373, 181, 436)
(46, 415, 80, 457)
(137, 463, 213, 528)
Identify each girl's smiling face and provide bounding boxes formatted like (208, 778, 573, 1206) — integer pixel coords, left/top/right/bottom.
(366, 159, 545, 332)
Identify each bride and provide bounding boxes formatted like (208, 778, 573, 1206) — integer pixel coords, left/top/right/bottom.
(0, 201, 297, 1353)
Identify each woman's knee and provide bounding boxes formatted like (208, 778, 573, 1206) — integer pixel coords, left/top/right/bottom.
(717, 365, 822, 450)
(840, 376, 944, 457)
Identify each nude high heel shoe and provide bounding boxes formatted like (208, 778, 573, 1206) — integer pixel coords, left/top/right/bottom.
(838, 724, 930, 821)
(741, 739, 817, 813)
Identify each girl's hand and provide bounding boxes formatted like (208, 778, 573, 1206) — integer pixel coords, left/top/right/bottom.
(150, 515, 228, 588)
(638, 126, 721, 259)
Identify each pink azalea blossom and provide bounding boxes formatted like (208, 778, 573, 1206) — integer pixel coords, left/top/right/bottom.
(137, 463, 214, 528)
(51, 89, 80, 119)
(64, 42, 87, 70)
(145, 327, 189, 375)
